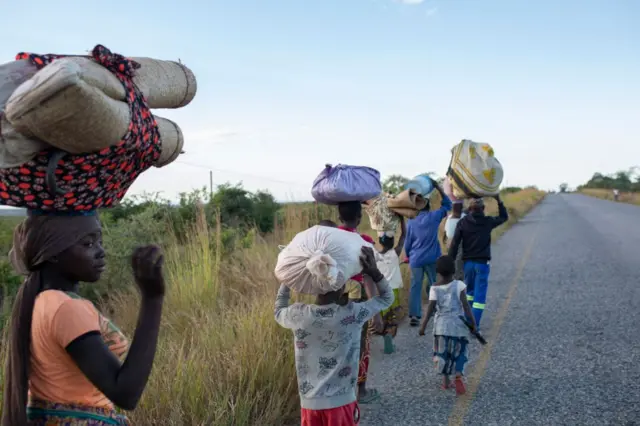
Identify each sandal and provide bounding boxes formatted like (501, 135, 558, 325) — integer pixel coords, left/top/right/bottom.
(441, 381, 456, 390)
(454, 377, 466, 395)
(358, 388, 381, 404)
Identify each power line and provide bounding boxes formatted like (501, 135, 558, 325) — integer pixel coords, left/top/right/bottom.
(174, 159, 309, 188)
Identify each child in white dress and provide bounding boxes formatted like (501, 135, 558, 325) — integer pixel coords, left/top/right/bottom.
(419, 255, 477, 395)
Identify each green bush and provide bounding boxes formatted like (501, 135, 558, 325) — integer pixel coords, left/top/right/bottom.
(0, 184, 281, 310)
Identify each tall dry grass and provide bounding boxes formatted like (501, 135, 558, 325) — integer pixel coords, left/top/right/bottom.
(0, 189, 546, 425)
(581, 188, 640, 206)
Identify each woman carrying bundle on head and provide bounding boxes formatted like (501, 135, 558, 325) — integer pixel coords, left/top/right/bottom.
(1, 211, 165, 426)
(375, 216, 406, 354)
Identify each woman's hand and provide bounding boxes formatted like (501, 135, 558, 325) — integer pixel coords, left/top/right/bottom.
(132, 245, 165, 299)
(372, 314, 384, 334)
(360, 246, 383, 282)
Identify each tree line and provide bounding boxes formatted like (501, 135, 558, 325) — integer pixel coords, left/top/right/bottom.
(577, 167, 640, 192)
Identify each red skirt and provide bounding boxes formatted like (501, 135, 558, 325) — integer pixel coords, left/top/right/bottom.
(301, 401, 360, 426)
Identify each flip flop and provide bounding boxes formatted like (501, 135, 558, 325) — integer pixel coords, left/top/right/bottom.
(358, 388, 381, 404)
(454, 377, 466, 395)
(383, 334, 395, 354)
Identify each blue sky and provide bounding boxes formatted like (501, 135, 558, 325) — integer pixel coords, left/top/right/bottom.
(2, 0, 638, 202)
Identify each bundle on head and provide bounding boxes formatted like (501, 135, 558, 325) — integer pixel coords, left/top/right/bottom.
(274, 225, 373, 295)
(446, 139, 503, 199)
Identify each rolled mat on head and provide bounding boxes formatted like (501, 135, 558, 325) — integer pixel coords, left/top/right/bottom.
(387, 189, 427, 217)
(57, 56, 197, 109)
(386, 207, 420, 219)
(0, 59, 48, 168)
(154, 116, 184, 168)
(5, 58, 131, 154)
(4, 57, 184, 166)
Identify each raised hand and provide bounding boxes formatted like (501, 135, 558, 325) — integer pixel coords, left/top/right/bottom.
(131, 245, 165, 299)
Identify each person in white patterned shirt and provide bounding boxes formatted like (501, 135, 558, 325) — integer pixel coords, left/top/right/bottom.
(274, 246, 393, 426)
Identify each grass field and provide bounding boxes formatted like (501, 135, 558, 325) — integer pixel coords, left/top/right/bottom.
(0, 188, 546, 425)
(581, 188, 640, 206)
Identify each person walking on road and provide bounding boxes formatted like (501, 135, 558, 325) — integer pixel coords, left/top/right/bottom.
(443, 201, 466, 281)
(274, 246, 394, 426)
(375, 216, 407, 353)
(448, 196, 508, 329)
(337, 201, 383, 404)
(418, 255, 477, 395)
(404, 178, 452, 327)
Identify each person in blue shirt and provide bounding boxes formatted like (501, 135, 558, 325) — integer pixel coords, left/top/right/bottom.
(404, 178, 452, 326)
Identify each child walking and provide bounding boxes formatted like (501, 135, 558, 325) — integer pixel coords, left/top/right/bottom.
(376, 216, 406, 353)
(418, 255, 477, 395)
(275, 246, 394, 426)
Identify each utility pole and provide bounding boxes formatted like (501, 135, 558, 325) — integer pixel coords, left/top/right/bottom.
(209, 170, 213, 200)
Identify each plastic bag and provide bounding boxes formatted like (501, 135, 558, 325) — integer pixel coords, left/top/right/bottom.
(311, 164, 381, 205)
(405, 175, 434, 197)
(274, 225, 374, 295)
(447, 139, 503, 198)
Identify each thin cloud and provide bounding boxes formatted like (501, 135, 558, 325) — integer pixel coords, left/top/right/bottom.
(425, 7, 438, 16)
(395, 0, 425, 4)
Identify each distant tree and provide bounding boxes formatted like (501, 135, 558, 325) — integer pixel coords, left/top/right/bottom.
(382, 175, 409, 195)
(502, 186, 524, 194)
(580, 168, 640, 192)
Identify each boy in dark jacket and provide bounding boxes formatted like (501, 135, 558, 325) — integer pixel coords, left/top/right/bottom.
(448, 196, 508, 328)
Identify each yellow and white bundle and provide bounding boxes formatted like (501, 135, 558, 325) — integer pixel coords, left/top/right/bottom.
(447, 139, 503, 199)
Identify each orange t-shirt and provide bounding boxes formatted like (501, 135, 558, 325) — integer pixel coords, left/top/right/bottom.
(29, 290, 130, 408)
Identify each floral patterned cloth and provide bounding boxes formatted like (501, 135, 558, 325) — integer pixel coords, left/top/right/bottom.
(27, 399, 130, 425)
(0, 45, 160, 212)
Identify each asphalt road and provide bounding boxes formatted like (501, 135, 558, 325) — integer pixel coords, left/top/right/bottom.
(360, 194, 640, 426)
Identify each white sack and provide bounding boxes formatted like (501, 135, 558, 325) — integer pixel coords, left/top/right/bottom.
(274, 225, 375, 295)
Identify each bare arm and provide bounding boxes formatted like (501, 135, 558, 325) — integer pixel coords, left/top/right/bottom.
(460, 289, 477, 331)
(66, 246, 164, 411)
(442, 226, 449, 248)
(394, 216, 406, 257)
(448, 221, 463, 260)
(419, 301, 437, 335)
(358, 247, 395, 325)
